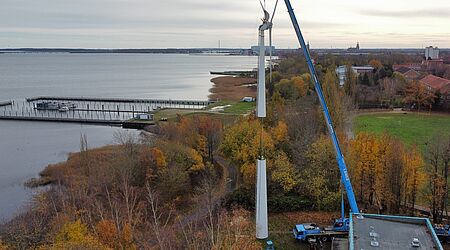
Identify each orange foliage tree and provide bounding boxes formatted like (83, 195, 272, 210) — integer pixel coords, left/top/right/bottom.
(348, 132, 425, 213)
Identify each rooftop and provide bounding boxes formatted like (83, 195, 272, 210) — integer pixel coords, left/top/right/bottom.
(350, 213, 442, 250)
(420, 75, 450, 91)
(395, 66, 414, 74)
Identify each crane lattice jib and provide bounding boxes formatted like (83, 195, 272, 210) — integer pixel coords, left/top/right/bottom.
(283, 0, 360, 214)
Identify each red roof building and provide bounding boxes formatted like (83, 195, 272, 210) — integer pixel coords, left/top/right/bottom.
(395, 67, 422, 80)
(419, 74, 450, 91)
(393, 63, 422, 71)
(419, 75, 450, 109)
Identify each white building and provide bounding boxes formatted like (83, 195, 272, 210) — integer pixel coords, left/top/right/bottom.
(425, 46, 439, 60)
(336, 65, 374, 86)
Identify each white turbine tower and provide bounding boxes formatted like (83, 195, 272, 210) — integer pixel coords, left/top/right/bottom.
(256, 0, 277, 240)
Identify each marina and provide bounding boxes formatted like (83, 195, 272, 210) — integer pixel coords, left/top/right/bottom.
(0, 96, 214, 127)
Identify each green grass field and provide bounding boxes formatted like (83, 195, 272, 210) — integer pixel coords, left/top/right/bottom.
(353, 112, 450, 151)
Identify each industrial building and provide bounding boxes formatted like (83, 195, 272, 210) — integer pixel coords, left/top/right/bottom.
(336, 65, 374, 86)
(349, 213, 442, 250)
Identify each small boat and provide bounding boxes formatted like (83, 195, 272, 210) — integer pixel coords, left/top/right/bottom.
(36, 101, 59, 110)
(58, 106, 69, 112)
(36, 101, 77, 110)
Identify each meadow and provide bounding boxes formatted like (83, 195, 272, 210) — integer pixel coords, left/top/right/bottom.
(353, 112, 450, 151)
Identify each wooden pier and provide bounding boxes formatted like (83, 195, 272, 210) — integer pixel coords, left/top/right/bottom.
(26, 96, 216, 106)
(0, 101, 12, 107)
(0, 109, 154, 128)
(0, 115, 123, 125)
(0, 95, 213, 129)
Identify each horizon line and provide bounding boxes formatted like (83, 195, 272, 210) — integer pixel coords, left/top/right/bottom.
(1, 47, 449, 50)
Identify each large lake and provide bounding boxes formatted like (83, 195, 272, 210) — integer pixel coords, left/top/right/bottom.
(0, 53, 257, 221)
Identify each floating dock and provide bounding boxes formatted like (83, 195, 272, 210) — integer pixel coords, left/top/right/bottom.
(26, 96, 215, 106)
(210, 70, 256, 77)
(0, 115, 123, 125)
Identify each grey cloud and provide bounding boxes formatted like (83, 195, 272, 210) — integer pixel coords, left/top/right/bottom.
(360, 8, 450, 18)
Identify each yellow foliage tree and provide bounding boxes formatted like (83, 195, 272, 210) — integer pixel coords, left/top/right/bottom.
(270, 120, 288, 144)
(348, 132, 384, 208)
(348, 132, 426, 213)
(369, 59, 383, 69)
(188, 148, 205, 171)
(221, 119, 275, 186)
(150, 147, 167, 169)
(271, 151, 298, 192)
(291, 76, 308, 97)
(40, 220, 108, 250)
(402, 145, 426, 211)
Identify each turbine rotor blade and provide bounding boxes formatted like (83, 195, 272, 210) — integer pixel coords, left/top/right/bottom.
(270, 0, 279, 23)
(258, 0, 265, 11)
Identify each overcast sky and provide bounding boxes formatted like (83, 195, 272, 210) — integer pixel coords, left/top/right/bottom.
(0, 0, 449, 49)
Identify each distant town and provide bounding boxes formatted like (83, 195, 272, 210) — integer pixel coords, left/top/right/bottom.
(1, 45, 450, 57)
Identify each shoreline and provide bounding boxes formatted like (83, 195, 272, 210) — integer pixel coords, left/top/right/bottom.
(208, 76, 256, 102)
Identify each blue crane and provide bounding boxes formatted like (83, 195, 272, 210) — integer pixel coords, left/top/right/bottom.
(282, 0, 360, 214)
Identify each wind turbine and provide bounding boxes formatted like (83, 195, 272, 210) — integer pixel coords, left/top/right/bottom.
(256, 0, 278, 240)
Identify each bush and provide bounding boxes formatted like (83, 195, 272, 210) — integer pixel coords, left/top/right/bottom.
(223, 187, 255, 210)
(224, 187, 313, 213)
(268, 195, 313, 213)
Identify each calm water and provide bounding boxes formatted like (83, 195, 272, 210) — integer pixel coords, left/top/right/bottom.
(0, 53, 257, 220)
(0, 53, 256, 100)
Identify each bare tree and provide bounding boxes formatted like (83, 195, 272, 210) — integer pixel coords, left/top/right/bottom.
(113, 130, 139, 157)
(145, 182, 172, 249)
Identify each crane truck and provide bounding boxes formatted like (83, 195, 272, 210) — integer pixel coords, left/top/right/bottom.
(434, 225, 450, 243)
(279, 0, 360, 242)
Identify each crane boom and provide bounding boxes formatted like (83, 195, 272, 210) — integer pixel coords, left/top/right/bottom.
(283, 0, 360, 214)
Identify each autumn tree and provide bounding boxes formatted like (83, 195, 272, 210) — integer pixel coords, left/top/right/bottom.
(425, 135, 450, 222)
(274, 76, 308, 100)
(322, 68, 352, 131)
(402, 145, 425, 215)
(266, 71, 283, 96)
(369, 59, 383, 70)
(195, 115, 223, 163)
(95, 220, 118, 248)
(301, 135, 340, 210)
(40, 220, 107, 250)
(347, 132, 425, 213)
(344, 65, 357, 104)
(403, 80, 436, 112)
(221, 119, 275, 186)
(139, 146, 167, 182)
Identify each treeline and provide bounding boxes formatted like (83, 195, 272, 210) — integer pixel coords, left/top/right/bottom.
(278, 52, 442, 111)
